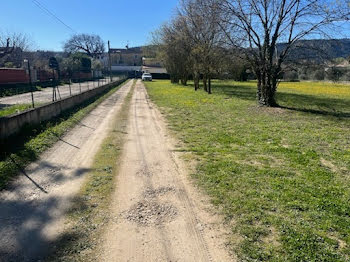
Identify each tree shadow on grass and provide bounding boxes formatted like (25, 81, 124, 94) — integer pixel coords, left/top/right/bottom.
(0, 199, 90, 262)
(212, 83, 257, 102)
(210, 82, 350, 119)
(276, 92, 350, 118)
(0, 164, 91, 262)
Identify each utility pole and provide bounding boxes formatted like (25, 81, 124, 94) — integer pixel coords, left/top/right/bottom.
(108, 40, 112, 82)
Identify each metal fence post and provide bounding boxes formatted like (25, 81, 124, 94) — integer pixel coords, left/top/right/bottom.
(24, 59, 35, 108)
(79, 72, 82, 93)
(52, 69, 56, 102)
(69, 78, 72, 96)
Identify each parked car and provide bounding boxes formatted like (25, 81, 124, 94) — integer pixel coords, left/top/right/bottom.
(142, 73, 152, 81)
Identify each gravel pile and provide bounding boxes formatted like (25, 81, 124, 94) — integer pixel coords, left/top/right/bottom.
(136, 166, 152, 177)
(143, 186, 176, 199)
(124, 200, 177, 226)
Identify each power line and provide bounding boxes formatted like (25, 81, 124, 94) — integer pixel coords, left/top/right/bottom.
(31, 0, 76, 33)
(32, 0, 76, 33)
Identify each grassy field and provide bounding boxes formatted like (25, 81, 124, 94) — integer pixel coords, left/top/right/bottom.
(145, 80, 350, 261)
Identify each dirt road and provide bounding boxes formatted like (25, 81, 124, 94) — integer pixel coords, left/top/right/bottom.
(0, 80, 132, 261)
(0, 77, 114, 108)
(100, 80, 233, 262)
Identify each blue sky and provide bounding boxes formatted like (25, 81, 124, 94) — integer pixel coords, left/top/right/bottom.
(1, 0, 179, 51)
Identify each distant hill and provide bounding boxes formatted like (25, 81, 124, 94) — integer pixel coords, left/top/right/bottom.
(277, 39, 350, 62)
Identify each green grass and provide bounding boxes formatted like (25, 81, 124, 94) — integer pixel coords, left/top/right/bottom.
(46, 80, 135, 262)
(0, 104, 34, 117)
(0, 79, 128, 190)
(144, 80, 350, 261)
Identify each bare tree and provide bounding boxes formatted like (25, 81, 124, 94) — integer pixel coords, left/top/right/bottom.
(152, 0, 227, 91)
(63, 34, 105, 58)
(180, 0, 226, 93)
(221, 0, 350, 106)
(0, 32, 32, 58)
(154, 17, 193, 84)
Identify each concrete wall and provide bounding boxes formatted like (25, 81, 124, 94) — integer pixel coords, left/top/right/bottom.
(0, 78, 127, 139)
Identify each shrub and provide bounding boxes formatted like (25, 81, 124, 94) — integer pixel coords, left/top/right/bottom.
(283, 70, 299, 81)
(326, 67, 343, 82)
(313, 69, 325, 80)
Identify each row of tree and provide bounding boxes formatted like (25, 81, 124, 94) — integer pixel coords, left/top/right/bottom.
(155, 0, 350, 106)
(1, 32, 106, 78)
(0, 32, 32, 59)
(0, 32, 105, 59)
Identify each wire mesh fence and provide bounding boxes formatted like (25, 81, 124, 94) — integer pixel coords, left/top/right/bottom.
(0, 59, 121, 117)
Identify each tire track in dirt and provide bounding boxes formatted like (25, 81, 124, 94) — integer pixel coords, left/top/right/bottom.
(100, 80, 233, 262)
(131, 83, 178, 261)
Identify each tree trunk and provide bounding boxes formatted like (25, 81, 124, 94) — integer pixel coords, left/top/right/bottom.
(257, 77, 262, 102)
(181, 75, 188, 85)
(208, 77, 212, 94)
(203, 75, 208, 92)
(257, 80, 278, 107)
(255, 64, 279, 107)
(171, 75, 179, 84)
(194, 73, 199, 91)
